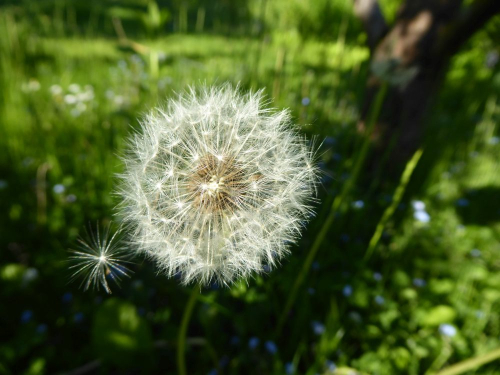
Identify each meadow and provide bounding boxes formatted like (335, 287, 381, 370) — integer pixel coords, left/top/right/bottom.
(1, 1, 500, 374)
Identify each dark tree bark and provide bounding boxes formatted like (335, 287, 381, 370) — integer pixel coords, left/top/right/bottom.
(353, 0, 500, 170)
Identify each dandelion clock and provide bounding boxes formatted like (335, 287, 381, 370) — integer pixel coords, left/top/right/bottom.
(117, 85, 319, 285)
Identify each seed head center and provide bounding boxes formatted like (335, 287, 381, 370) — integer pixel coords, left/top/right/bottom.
(205, 175, 225, 196)
(188, 154, 245, 212)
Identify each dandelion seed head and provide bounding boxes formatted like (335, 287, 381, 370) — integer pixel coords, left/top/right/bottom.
(118, 85, 319, 285)
(69, 224, 132, 294)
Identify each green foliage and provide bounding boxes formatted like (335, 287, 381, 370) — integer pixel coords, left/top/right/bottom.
(92, 299, 154, 368)
(0, 1, 499, 375)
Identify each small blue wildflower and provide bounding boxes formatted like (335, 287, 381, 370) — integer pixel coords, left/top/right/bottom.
(36, 324, 48, 334)
(285, 362, 295, 375)
(332, 153, 342, 161)
(311, 320, 325, 335)
(412, 278, 426, 288)
(262, 264, 271, 272)
(412, 200, 426, 211)
(382, 194, 392, 203)
(23, 268, 39, 283)
(207, 369, 217, 375)
(219, 356, 229, 368)
(321, 174, 333, 185)
(324, 137, 336, 146)
(456, 198, 470, 207)
(66, 194, 77, 203)
(0, 180, 7, 189)
(248, 337, 259, 350)
(301, 97, 310, 106)
(485, 51, 499, 68)
(439, 323, 457, 337)
(311, 261, 320, 271)
(489, 136, 499, 145)
(53, 184, 65, 194)
(470, 249, 482, 257)
(23, 157, 34, 167)
(352, 200, 364, 209)
(307, 287, 316, 295)
(475, 310, 485, 319)
(21, 310, 33, 323)
(340, 234, 350, 243)
(342, 284, 353, 297)
(375, 295, 385, 305)
(62, 292, 73, 303)
(132, 279, 144, 289)
(348, 311, 362, 323)
(74, 312, 84, 323)
(325, 360, 337, 372)
(265, 340, 278, 354)
(414, 210, 431, 223)
(373, 272, 382, 281)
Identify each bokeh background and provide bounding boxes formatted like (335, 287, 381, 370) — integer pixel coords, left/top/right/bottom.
(1, 0, 500, 374)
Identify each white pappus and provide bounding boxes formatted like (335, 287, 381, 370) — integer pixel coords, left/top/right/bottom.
(117, 84, 320, 285)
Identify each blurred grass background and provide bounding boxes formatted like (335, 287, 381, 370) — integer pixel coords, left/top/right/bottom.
(1, 0, 500, 374)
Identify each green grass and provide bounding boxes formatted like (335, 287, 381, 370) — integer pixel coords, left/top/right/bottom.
(1, 3, 500, 375)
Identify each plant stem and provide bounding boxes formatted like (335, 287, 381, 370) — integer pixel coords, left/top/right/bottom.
(275, 83, 388, 336)
(177, 285, 199, 375)
(364, 147, 423, 261)
(434, 347, 500, 375)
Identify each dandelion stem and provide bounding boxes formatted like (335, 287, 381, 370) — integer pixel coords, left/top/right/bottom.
(364, 147, 423, 261)
(276, 83, 388, 335)
(177, 285, 200, 375)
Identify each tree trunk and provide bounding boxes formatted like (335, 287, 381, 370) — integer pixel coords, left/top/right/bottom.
(353, 0, 500, 171)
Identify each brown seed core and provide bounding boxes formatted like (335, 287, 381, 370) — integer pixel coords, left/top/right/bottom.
(188, 154, 248, 213)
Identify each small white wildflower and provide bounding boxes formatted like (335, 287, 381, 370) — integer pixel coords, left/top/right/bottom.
(69, 224, 132, 293)
(70, 107, 82, 117)
(64, 94, 77, 105)
(114, 95, 124, 106)
(50, 84, 63, 96)
(22, 79, 41, 93)
(76, 102, 87, 112)
(118, 85, 319, 285)
(68, 83, 81, 93)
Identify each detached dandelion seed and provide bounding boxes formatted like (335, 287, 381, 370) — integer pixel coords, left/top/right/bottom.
(118, 84, 319, 285)
(69, 223, 132, 293)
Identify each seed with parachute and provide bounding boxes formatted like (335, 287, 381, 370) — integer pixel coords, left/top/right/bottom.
(69, 223, 132, 293)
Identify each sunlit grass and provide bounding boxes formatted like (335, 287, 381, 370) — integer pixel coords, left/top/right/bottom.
(1, 3, 500, 375)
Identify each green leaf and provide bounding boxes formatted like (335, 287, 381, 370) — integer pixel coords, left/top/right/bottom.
(421, 305, 457, 327)
(92, 298, 153, 368)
